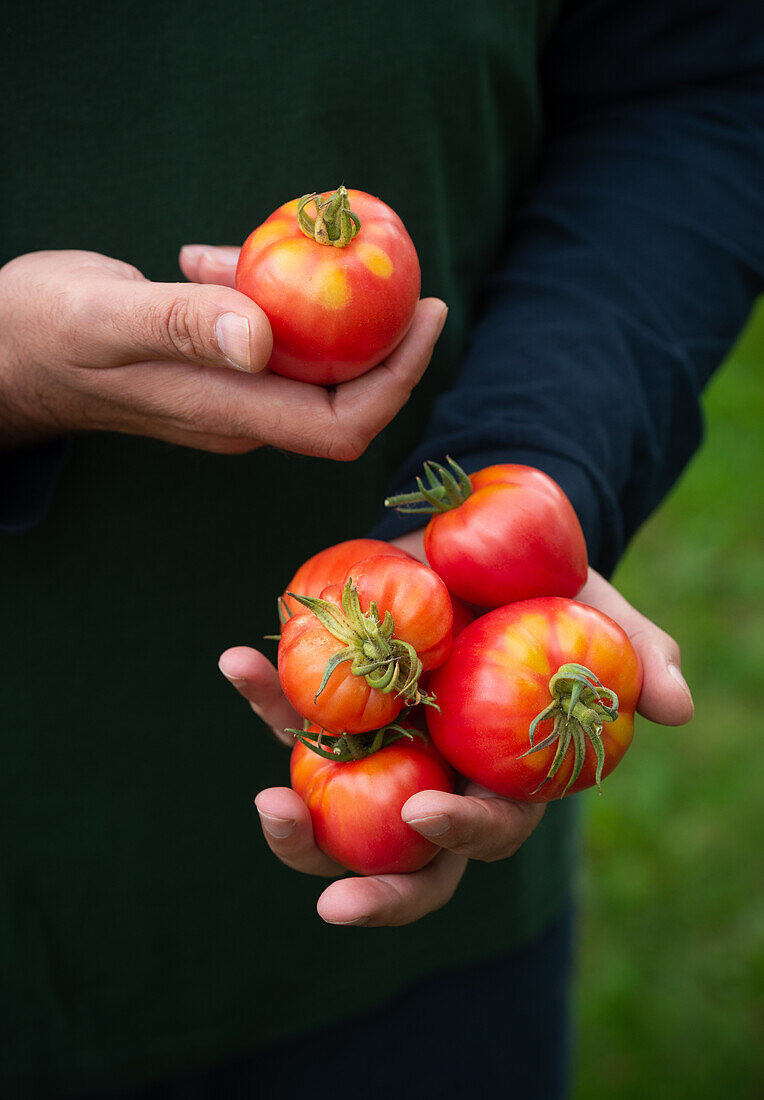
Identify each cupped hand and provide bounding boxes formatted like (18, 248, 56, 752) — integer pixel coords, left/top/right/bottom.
(220, 534, 693, 928)
(0, 248, 445, 454)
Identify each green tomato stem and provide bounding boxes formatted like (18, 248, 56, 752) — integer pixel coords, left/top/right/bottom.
(297, 185, 361, 247)
(287, 577, 434, 709)
(385, 456, 473, 515)
(290, 717, 429, 762)
(520, 663, 619, 797)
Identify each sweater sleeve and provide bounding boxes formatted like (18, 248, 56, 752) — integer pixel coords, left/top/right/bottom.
(374, 0, 764, 576)
(0, 439, 70, 533)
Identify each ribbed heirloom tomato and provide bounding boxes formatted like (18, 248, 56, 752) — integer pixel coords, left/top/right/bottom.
(427, 598, 643, 801)
(387, 460, 588, 607)
(236, 186, 420, 384)
(280, 537, 412, 620)
(290, 729, 454, 875)
(278, 555, 453, 734)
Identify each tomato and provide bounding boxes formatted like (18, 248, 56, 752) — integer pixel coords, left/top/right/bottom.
(387, 460, 588, 608)
(278, 555, 453, 734)
(291, 730, 454, 875)
(281, 537, 412, 620)
(236, 186, 420, 384)
(427, 597, 642, 801)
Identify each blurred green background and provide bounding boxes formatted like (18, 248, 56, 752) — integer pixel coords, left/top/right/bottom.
(573, 302, 764, 1098)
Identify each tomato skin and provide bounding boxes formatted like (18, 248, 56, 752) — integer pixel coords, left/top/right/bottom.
(345, 555, 453, 672)
(236, 190, 421, 384)
(278, 556, 453, 734)
(427, 598, 642, 801)
(424, 465, 588, 608)
(290, 734, 454, 875)
(282, 538, 411, 619)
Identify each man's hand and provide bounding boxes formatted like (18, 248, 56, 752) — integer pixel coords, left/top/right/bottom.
(0, 248, 446, 455)
(219, 534, 694, 928)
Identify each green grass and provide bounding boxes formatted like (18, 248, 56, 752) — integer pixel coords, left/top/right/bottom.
(573, 302, 764, 1100)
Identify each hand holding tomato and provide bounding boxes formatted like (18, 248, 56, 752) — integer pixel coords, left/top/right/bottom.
(219, 531, 693, 927)
(0, 248, 445, 457)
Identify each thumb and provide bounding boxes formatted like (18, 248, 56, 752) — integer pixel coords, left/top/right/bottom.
(99, 279, 273, 373)
(577, 569, 694, 727)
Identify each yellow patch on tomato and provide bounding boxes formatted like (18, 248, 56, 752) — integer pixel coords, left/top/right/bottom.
(269, 240, 307, 282)
(355, 242, 393, 279)
(316, 265, 351, 310)
(555, 613, 587, 660)
(248, 220, 291, 254)
(498, 622, 551, 677)
(277, 198, 300, 218)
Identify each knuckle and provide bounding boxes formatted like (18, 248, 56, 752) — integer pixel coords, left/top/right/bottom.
(323, 431, 369, 462)
(156, 293, 206, 361)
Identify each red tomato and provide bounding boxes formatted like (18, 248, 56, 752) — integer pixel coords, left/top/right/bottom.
(278, 556, 453, 734)
(427, 598, 642, 801)
(281, 537, 412, 620)
(291, 732, 454, 875)
(236, 186, 420, 384)
(387, 460, 588, 608)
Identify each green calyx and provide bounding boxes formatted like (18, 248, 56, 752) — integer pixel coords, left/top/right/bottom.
(520, 663, 620, 798)
(297, 185, 361, 247)
(288, 577, 436, 709)
(288, 716, 428, 763)
(384, 456, 473, 516)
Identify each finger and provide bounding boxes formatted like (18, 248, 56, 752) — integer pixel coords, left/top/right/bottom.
(254, 788, 343, 877)
(179, 245, 240, 288)
(391, 528, 427, 563)
(71, 298, 446, 457)
(81, 276, 273, 374)
(401, 785, 545, 862)
(316, 850, 467, 927)
(219, 647, 299, 746)
(318, 298, 448, 460)
(577, 568, 694, 725)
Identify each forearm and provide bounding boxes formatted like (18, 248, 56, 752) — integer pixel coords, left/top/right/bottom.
(375, 0, 764, 575)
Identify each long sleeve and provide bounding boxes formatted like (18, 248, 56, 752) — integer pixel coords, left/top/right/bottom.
(374, 0, 764, 576)
(0, 439, 69, 532)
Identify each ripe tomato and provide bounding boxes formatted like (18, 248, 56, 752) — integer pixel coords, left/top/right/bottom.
(290, 731, 454, 875)
(387, 460, 588, 608)
(281, 537, 412, 620)
(427, 597, 642, 801)
(236, 186, 420, 384)
(278, 556, 453, 734)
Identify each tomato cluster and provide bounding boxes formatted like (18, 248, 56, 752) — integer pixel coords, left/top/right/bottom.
(238, 189, 645, 876)
(273, 460, 643, 877)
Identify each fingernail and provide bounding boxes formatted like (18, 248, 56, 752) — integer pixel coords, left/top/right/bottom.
(668, 662, 694, 708)
(434, 306, 448, 340)
(180, 244, 204, 261)
(215, 312, 253, 372)
(405, 813, 450, 837)
(668, 662, 691, 695)
(218, 662, 245, 684)
(258, 811, 294, 839)
(322, 916, 369, 927)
